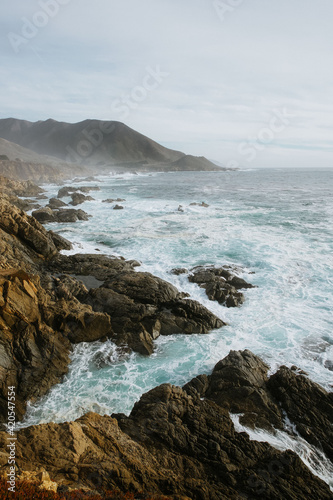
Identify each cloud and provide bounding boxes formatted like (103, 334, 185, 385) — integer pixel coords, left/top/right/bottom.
(0, 0, 332, 167)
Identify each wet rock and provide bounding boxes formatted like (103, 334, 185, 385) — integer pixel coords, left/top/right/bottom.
(188, 265, 255, 307)
(56, 208, 91, 222)
(113, 204, 124, 210)
(85, 271, 224, 354)
(190, 201, 209, 207)
(205, 350, 283, 431)
(171, 268, 188, 275)
(57, 186, 100, 198)
(33, 207, 91, 224)
(48, 231, 73, 251)
(1, 197, 58, 259)
(268, 365, 333, 461)
(32, 207, 57, 223)
(47, 197, 67, 209)
(0, 270, 71, 421)
(70, 192, 94, 206)
(3, 383, 331, 499)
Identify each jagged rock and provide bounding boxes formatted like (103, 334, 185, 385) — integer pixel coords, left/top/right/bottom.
(204, 350, 283, 431)
(171, 268, 188, 275)
(0, 270, 71, 421)
(57, 208, 91, 222)
(86, 271, 224, 355)
(0, 175, 44, 197)
(48, 231, 72, 251)
(113, 204, 124, 210)
(47, 197, 67, 209)
(0, 197, 58, 259)
(268, 366, 333, 461)
(1, 383, 331, 499)
(58, 186, 100, 198)
(188, 266, 255, 307)
(70, 192, 94, 206)
(57, 186, 78, 198)
(32, 207, 91, 224)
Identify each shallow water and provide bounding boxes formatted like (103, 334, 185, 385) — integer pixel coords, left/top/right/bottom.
(21, 168, 333, 486)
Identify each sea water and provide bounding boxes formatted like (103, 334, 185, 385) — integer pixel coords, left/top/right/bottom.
(20, 168, 333, 487)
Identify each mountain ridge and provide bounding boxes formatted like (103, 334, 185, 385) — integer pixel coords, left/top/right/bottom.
(0, 117, 222, 172)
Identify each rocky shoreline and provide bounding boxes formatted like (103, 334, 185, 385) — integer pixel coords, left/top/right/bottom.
(0, 177, 332, 499)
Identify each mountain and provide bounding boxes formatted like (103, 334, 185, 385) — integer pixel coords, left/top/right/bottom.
(0, 118, 222, 171)
(0, 137, 86, 182)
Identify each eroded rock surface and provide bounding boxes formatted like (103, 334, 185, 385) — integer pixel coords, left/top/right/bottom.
(0, 375, 331, 499)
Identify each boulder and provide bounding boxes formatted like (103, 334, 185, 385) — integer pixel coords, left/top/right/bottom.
(32, 207, 57, 223)
(70, 192, 94, 206)
(48, 231, 73, 251)
(47, 197, 67, 209)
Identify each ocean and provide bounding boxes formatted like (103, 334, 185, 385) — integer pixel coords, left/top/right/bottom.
(21, 167, 333, 487)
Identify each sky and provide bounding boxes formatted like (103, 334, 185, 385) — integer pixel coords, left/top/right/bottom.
(1, 0, 333, 168)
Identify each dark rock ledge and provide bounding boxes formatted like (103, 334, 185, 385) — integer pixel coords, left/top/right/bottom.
(0, 351, 331, 499)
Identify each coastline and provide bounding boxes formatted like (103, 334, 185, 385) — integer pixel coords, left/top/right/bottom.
(0, 174, 332, 498)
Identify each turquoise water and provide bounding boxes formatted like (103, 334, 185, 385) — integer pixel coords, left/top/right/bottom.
(20, 168, 333, 484)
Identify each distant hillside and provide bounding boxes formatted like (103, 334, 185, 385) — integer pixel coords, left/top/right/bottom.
(0, 137, 87, 182)
(0, 118, 222, 171)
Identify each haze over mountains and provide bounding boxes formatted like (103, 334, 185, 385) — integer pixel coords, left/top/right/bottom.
(0, 118, 222, 174)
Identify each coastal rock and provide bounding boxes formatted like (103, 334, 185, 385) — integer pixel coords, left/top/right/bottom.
(70, 192, 94, 206)
(188, 265, 255, 307)
(32, 206, 57, 223)
(0, 270, 71, 421)
(57, 186, 100, 198)
(102, 198, 126, 203)
(0, 197, 58, 259)
(268, 365, 333, 461)
(32, 207, 91, 224)
(1, 382, 331, 499)
(86, 271, 225, 354)
(56, 208, 91, 222)
(0, 175, 44, 197)
(48, 231, 73, 251)
(204, 350, 283, 431)
(47, 197, 67, 209)
(113, 204, 124, 210)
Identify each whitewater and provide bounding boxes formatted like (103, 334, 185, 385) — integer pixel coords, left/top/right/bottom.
(20, 167, 333, 487)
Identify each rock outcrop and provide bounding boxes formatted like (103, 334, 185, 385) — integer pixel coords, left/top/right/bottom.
(0, 355, 331, 499)
(186, 266, 255, 307)
(47, 255, 225, 356)
(32, 207, 91, 223)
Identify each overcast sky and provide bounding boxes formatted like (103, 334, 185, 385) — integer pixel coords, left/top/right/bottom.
(1, 0, 332, 167)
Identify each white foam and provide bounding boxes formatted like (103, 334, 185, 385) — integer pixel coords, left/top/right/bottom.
(230, 414, 333, 490)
